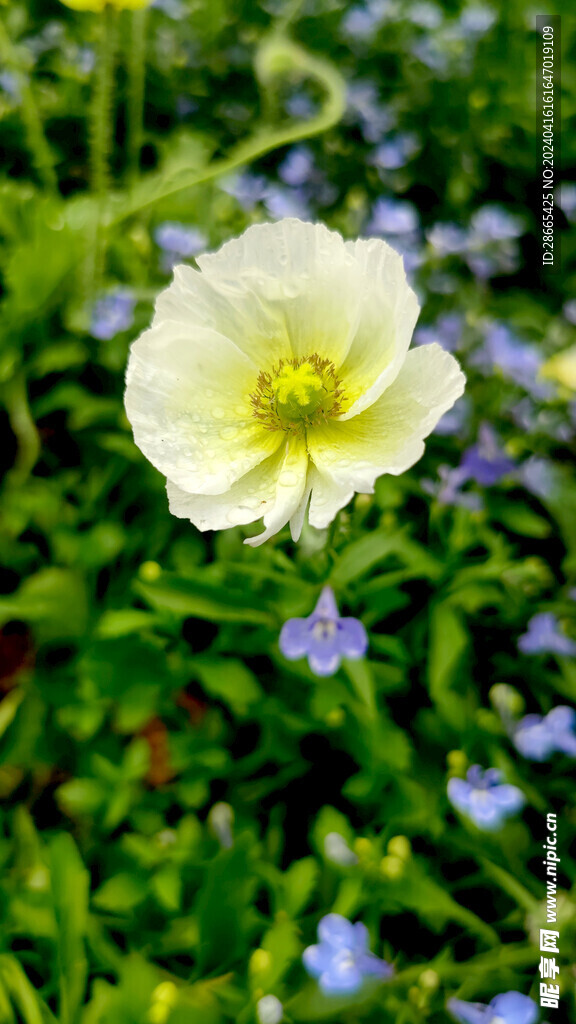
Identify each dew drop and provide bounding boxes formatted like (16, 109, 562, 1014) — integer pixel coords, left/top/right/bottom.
(279, 470, 299, 487)
(212, 407, 226, 420)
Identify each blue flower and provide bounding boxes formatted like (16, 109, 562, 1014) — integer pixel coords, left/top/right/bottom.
(469, 205, 524, 242)
(427, 223, 469, 256)
(303, 913, 393, 995)
(372, 133, 419, 170)
(414, 312, 464, 353)
(476, 324, 551, 398)
(448, 991, 538, 1024)
(514, 705, 576, 761)
(279, 587, 368, 677)
(367, 197, 420, 236)
(518, 613, 576, 657)
(460, 424, 515, 486)
(422, 465, 482, 511)
(90, 288, 134, 340)
(447, 766, 525, 831)
(154, 222, 207, 259)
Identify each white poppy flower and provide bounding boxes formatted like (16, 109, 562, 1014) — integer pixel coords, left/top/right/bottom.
(125, 219, 465, 546)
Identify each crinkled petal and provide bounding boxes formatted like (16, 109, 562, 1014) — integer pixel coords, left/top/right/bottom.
(125, 319, 281, 494)
(307, 466, 355, 530)
(196, 220, 369, 367)
(338, 235, 421, 418)
(245, 436, 310, 547)
(166, 436, 308, 545)
(489, 992, 539, 1024)
(154, 263, 293, 367)
(308, 345, 465, 495)
(279, 618, 311, 660)
(336, 618, 369, 658)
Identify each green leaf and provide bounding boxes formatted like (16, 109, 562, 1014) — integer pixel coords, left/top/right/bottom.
(93, 874, 148, 913)
(279, 857, 318, 918)
(48, 834, 90, 1024)
(134, 574, 274, 626)
(194, 838, 258, 973)
(0, 569, 88, 641)
(427, 601, 470, 730)
(193, 657, 263, 713)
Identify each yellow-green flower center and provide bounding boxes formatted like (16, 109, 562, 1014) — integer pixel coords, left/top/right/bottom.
(250, 355, 345, 434)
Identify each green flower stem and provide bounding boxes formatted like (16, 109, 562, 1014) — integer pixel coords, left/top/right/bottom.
(106, 34, 346, 226)
(126, 7, 149, 186)
(0, 21, 57, 194)
(86, 5, 119, 307)
(3, 371, 41, 488)
(479, 858, 539, 912)
(90, 5, 118, 200)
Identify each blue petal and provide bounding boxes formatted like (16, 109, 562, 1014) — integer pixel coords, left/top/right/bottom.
(447, 778, 473, 813)
(546, 705, 576, 734)
(489, 991, 539, 1024)
(356, 952, 394, 979)
(467, 792, 503, 830)
(320, 954, 363, 995)
(279, 618, 311, 659)
(308, 650, 342, 677)
(514, 719, 555, 761)
(312, 586, 340, 621)
(318, 914, 357, 950)
(336, 618, 369, 658)
(302, 943, 334, 979)
(447, 998, 492, 1024)
(489, 785, 525, 813)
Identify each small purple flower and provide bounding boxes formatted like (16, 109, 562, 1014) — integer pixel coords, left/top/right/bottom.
(367, 197, 419, 236)
(278, 147, 314, 188)
(427, 223, 469, 256)
(279, 587, 368, 677)
(303, 913, 393, 995)
(447, 766, 525, 831)
(448, 991, 538, 1024)
(154, 222, 207, 259)
(345, 82, 394, 143)
(90, 288, 134, 340)
(460, 424, 515, 486)
(372, 134, 419, 170)
(476, 324, 551, 398)
(458, 6, 497, 36)
(220, 171, 268, 210)
(409, 3, 443, 29)
(519, 457, 558, 500)
(513, 705, 576, 761)
(422, 465, 482, 510)
(470, 205, 524, 242)
(518, 613, 576, 657)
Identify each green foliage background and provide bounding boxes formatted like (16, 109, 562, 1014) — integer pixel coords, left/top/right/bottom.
(0, 1, 575, 1022)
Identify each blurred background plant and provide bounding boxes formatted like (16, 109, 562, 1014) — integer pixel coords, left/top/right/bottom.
(0, 0, 575, 1022)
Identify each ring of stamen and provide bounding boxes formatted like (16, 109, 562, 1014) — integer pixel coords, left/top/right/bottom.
(250, 354, 346, 434)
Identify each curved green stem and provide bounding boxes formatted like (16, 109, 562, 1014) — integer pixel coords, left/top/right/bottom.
(3, 371, 41, 487)
(86, 5, 119, 305)
(0, 21, 57, 194)
(126, 7, 149, 185)
(106, 35, 346, 226)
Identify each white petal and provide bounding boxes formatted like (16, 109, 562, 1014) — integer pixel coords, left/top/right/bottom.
(196, 219, 368, 367)
(338, 236, 420, 419)
(307, 344, 465, 493)
(125, 319, 281, 495)
(166, 436, 309, 546)
(307, 466, 355, 530)
(154, 264, 293, 368)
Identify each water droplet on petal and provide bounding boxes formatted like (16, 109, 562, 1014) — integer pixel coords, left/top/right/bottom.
(212, 407, 226, 420)
(220, 426, 238, 440)
(279, 470, 299, 487)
